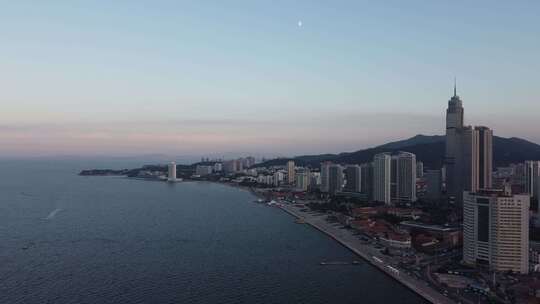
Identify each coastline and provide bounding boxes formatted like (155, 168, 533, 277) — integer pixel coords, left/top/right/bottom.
(79, 175, 454, 303)
(277, 203, 456, 304)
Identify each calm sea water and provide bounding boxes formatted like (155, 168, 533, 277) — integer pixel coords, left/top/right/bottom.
(0, 159, 427, 304)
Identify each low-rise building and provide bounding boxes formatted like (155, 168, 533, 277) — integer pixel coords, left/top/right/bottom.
(380, 232, 411, 249)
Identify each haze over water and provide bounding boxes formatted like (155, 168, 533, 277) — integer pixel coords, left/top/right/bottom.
(0, 159, 426, 303)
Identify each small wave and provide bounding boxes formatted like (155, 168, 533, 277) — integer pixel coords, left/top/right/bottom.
(44, 208, 63, 220)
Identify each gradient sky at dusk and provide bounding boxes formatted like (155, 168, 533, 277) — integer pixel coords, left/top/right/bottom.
(1, 1, 539, 158)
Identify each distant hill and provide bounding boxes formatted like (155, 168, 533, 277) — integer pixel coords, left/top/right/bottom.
(376, 134, 444, 150)
(257, 134, 540, 169)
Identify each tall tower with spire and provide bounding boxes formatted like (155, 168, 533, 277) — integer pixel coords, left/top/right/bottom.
(445, 80, 465, 201)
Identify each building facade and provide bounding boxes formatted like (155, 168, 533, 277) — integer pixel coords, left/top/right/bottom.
(461, 126, 479, 195)
(394, 151, 417, 203)
(287, 160, 295, 184)
(344, 165, 361, 192)
(360, 163, 374, 200)
(444, 85, 465, 201)
(373, 153, 392, 204)
(463, 189, 529, 274)
(425, 169, 442, 202)
(295, 169, 310, 191)
(416, 161, 424, 178)
(195, 165, 213, 176)
(168, 162, 177, 182)
(525, 161, 540, 199)
(328, 164, 343, 195)
(320, 161, 331, 193)
(476, 126, 493, 189)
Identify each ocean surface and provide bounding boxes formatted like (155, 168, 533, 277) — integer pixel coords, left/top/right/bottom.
(0, 159, 427, 304)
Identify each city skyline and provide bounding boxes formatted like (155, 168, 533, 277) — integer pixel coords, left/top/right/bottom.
(4, 3, 540, 303)
(1, 1, 540, 157)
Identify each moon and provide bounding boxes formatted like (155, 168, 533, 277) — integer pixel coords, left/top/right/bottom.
(298, 20, 302, 27)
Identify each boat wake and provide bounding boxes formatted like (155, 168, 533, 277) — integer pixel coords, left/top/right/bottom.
(44, 208, 63, 220)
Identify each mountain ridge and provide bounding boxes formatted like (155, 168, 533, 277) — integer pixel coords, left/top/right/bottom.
(257, 134, 540, 169)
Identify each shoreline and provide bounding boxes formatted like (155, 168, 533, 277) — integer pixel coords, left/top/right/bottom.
(79, 175, 454, 303)
(277, 203, 456, 304)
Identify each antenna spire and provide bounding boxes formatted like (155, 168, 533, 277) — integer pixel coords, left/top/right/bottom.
(453, 77, 457, 97)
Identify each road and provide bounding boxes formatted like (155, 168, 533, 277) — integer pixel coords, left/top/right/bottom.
(279, 203, 456, 304)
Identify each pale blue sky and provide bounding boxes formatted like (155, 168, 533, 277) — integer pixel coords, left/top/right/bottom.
(1, 1, 539, 157)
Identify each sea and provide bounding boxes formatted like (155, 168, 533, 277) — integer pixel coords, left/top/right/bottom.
(0, 159, 427, 304)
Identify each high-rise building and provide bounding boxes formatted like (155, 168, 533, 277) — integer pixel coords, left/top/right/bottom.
(445, 84, 465, 201)
(287, 160, 295, 184)
(463, 189, 529, 274)
(328, 164, 343, 195)
(373, 152, 417, 204)
(390, 157, 398, 202)
(525, 161, 540, 198)
(320, 161, 332, 193)
(444, 85, 493, 203)
(511, 163, 527, 187)
(476, 126, 493, 189)
(461, 126, 479, 195)
(360, 163, 373, 200)
(394, 152, 417, 203)
(168, 162, 177, 182)
(416, 161, 424, 178)
(425, 169, 442, 201)
(373, 153, 392, 204)
(295, 169, 310, 191)
(309, 172, 321, 190)
(273, 171, 284, 186)
(344, 165, 361, 192)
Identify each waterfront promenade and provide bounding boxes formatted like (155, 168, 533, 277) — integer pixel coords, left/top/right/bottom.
(279, 203, 456, 304)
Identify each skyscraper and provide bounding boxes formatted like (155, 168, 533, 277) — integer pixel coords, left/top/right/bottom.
(373, 153, 392, 204)
(344, 165, 361, 193)
(328, 164, 343, 195)
(463, 189, 529, 274)
(476, 126, 493, 189)
(444, 84, 492, 203)
(287, 160, 295, 184)
(168, 162, 177, 182)
(395, 152, 417, 203)
(445, 83, 465, 201)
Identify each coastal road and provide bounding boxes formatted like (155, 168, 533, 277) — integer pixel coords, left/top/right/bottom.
(279, 204, 456, 304)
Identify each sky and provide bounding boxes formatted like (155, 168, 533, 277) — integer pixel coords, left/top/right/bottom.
(1, 0, 539, 158)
